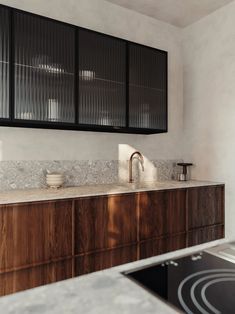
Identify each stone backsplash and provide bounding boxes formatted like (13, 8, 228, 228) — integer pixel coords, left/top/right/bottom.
(0, 159, 183, 191)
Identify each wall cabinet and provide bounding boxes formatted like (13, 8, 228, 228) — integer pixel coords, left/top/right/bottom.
(0, 4, 167, 134)
(0, 184, 224, 296)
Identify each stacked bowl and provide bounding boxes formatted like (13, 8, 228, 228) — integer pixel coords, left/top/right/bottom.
(46, 173, 64, 188)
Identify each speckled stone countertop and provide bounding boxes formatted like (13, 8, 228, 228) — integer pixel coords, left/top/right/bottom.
(0, 238, 227, 314)
(0, 180, 224, 205)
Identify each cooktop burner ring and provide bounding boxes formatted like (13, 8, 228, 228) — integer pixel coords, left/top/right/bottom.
(191, 274, 235, 314)
(125, 248, 235, 314)
(201, 277, 235, 314)
(178, 269, 235, 314)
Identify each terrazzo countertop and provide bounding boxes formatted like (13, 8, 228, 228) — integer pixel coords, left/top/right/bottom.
(0, 238, 227, 314)
(0, 180, 224, 205)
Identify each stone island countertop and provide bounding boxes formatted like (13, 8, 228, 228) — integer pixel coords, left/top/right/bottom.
(0, 238, 227, 314)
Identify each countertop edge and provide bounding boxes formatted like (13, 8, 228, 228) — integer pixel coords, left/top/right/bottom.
(0, 180, 225, 205)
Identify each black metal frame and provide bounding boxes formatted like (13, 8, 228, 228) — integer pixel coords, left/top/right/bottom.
(0, 4, 168, 135)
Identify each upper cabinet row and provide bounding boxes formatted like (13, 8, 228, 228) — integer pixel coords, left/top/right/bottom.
(0, 5, 167, 134)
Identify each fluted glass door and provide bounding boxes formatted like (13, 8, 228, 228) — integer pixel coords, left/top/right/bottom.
(14, 12, 75, 123)
(129, 43, 167, 130)
(78, 30, 126, 127)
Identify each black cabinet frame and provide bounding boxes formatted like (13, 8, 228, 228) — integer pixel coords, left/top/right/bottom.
(0, 4, 168, 134)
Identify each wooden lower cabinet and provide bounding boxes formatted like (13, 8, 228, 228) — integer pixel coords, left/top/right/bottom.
(75, 245, 138, 276)
(0, 259, 72, 296)
(188, 225, 224, 247)
(74, 194, 137, 254)
(139, 234, 186, 260)
(0, 184, 225, 296)
(187, 186, 224, 229)
(0, 200, 72, 272)
(139, 189, 186, 240)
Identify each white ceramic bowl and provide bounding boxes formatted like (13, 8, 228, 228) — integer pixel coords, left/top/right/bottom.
(46, 173, 64, 188)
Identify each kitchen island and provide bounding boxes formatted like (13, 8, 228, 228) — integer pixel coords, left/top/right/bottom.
(0, 238, 227, 314)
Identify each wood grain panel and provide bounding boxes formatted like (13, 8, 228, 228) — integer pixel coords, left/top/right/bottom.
(188, 225, 224, 247)
(0, 185, 225, 294)
(51, 200, 73, 259)
(74, 194, 137, 254)
(0, 200, 72, 271)
(139, 189, 186, 240)
(139, 234, 186, 260)
(75, 245, 137, 276)
(187, 185, 224, 229)
(0, 259, 72, 296)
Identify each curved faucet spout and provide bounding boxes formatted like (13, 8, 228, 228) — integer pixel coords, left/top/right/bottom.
(129, 151, 145, 183)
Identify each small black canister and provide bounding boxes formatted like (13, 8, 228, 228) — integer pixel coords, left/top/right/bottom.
(177, 163, 193, 181)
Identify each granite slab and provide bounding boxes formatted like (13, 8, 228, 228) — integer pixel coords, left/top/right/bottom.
(0, 180, 224, 205)
(0, 238, 227, 314)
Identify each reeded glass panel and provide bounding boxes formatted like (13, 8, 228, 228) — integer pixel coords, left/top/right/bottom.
(129, 44, 167, 130)
(79, 30, 126, 127)
(14, 12, 75, 123)
(0, 7, 10, 119)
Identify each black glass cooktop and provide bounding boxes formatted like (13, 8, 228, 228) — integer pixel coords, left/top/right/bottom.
(125, 252, 235, 314)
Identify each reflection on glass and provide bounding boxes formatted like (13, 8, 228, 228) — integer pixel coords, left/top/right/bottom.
(79, 70, 96, 81)
(48, 99, 59, 122)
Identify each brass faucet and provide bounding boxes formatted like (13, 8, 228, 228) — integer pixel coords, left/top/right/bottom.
(129, 151, 144, 183)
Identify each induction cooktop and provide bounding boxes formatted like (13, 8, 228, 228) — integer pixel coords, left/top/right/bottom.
(124, 243, 235, 314)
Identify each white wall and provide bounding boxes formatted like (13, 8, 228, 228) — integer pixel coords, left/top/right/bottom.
(183, 1, 235, 239)
(0, 0, 183, 161)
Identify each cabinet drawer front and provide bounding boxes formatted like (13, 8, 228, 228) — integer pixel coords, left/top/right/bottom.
(139, 189, 186, 240)
(188, 225, 224, 247)
(0, 200, 72, 271)
(187, 186, 224, 229)
(75, 245, 137, 276)
(0, 259, 72, 296)
(75, 194, 137, 254)
(140, 234, 186, 260)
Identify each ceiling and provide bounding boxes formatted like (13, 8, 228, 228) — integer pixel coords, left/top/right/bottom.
(105, 0, 234, 27)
